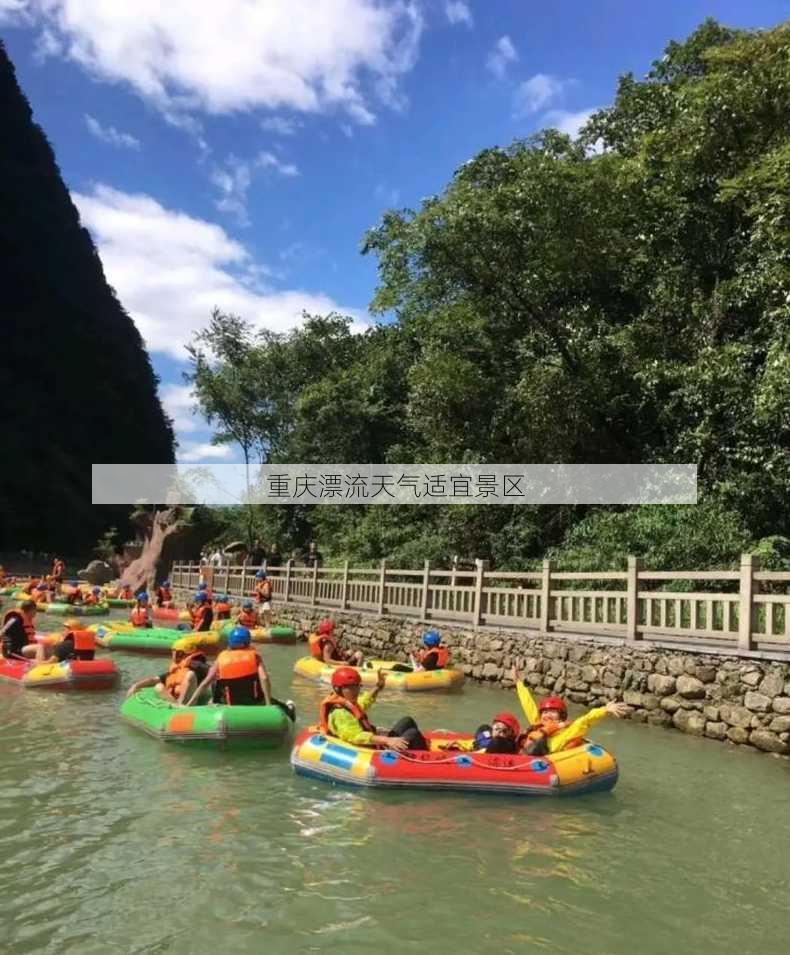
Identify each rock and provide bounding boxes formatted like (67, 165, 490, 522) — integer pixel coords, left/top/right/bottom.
(78, 559, 114, 585)
(647, 710, 672, 727)
(672, 710, 705, 735)
(676, 675, 705, 699)
(569, 645, 587, 663)
(726, 726, 750, 744)
(749, 729, 789, 754)
(631, 710, 648, 723)
(602, 669, 621, 688)
(668, 657, 686, 676)
(703, 705, 720, 721)
(580, 665, 598, 683)
(720, 704, 753, 728)
(769, 716, 790, 734)
(705, 722, 728, 740)
(741, 670, 762, 687)
(683, 656, 699, 675)
(758, 671, 786, 699)
(647, 674, 676, 696)
(482, 662, 501, 680)
(568, 691, 589, 704)
(640, 694, 660, 711)
(623, 690, 643, 707)
(744, 691, 771, 713)
(772, 697, 790, 715)
(660, 696, 682, 713)
(695, 666, 717, 684)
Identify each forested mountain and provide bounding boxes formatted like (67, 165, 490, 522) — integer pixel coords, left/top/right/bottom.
(0, 42, 174, 553)
(190, 21, 789, 570)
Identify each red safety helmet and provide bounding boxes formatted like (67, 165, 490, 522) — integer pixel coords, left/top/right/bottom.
(317, 618, 335, 635)
(539, 696, 567, 718)
(331, 666, 361, 690)
(492, 712, 521, 737)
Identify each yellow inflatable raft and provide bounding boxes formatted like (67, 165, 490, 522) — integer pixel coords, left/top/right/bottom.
(293, 656, 464, 692)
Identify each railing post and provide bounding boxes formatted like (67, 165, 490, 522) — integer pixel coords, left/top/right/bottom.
(311, 561, 319, 607)
(738, 553, 759, 651)
(223, 564, 230, 595)
(341, 560, 349, 610)
(540, 559, 553, 634)
(284, 559, 293, 605)
(378, 559, 387, 616)
(450, 555, 458, 589)
(421, 559, 431, 621)
(626, 555, 643, 641)
(472, 558, 488, 628)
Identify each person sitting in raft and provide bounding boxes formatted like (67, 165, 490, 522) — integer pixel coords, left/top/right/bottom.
(214, 594, 232, 620)
(51, 556, 65, 583)
(155, 579, 173, 608)
(126, 648, 211, 705)
(22, 577, 40, 596)
(81, 586, 102, 606)
(33, 582, 51, 606)
(1, 600, 39, 659)
(38, 618, 97, 663)
(130, 592, 153, 628)
(512, 667, 629, 755)
(236, 600, 259, 629)
(118, 583, 133, 600)
(190, 591, 214, 631)
(308, 618, 364, 667)
(411, 629, 450, 671)
(253, 571, 273, 627)
(437, 711, 523, 754)
(319, 666, 428, 751)
(197, 580, 213, 602)
(189, 626, 272, 706)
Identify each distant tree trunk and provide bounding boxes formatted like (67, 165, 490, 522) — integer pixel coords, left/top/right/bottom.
(120, 507, 189, 594)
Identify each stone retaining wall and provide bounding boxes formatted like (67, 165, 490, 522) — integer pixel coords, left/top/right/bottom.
(275, 606, 790, 757)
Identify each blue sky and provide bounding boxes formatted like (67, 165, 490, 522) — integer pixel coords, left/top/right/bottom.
(2, 0, 786, 462)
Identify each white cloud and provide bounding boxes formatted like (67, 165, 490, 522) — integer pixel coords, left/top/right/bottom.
(177, 441, 235, 463)
(514, 73, 566, 115)
(0, 0, 27, 23)
(486, 35, 517, 79)
(260, 116, 301, 136)
(85, 114, 140, 150)
(543, 107, 598, 140)
(160, 383, 201, 435)
(73, 184, 365, 360)
(445, 2, 473, 27)
(18, 1, 424, 126)
(211, 151, 299, 225)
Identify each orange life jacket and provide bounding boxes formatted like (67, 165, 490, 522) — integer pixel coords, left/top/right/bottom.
(308, 631, 339, 661)
(69, 629, 96, 651)
(82, 594, 98, 606)
(3, 609, 35, 644)
(319, 693, 375, 736)
(52, 560, 65, 577)
(521, 719, 584, 754)
(216, 648, 260, 681)
(130, 606, 150, 627)
(214, 602, 231, 617)
(191, 604, 213, 631)
(237, 609, 258, 628)
(119, 587, 133, 599)
(164, 652, 203, 698)
(417, 646, 450, 669)
(156, 587, 172, 604)
(23, 579, 40, 594)
(255, 580, 272, 601)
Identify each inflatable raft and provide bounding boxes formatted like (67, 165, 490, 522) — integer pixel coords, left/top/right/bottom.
(43, 602, 109, 616)
(291, 730, 618, 796)
(121, 688, 293, 745)
(293, 656, 465, 691)
(0, 656, 119, 690)
(94, 625, 222, 654)
(106, 597, 135, 608)
(152, 607, 181, 622)
(218, 622, 297, 645)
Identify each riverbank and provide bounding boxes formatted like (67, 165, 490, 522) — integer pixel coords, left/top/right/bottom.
(273, 606, 790, 758)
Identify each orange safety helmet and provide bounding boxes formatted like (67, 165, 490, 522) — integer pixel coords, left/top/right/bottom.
(317, 618, 335, 635)
(331, 666, 361, 690)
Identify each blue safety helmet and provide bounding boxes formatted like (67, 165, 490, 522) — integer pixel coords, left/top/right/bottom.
(198, 582, 208, 591)
(255, 570, 266, 579)
(228, 626, 251, 649)
(243, 600, 254, 609)
(137, 592, 149, 603)
(194, 592, 207, 603)
(422, 630, 441, 648)
(92, 586, 101, 594)
(162, 579, 171, 588)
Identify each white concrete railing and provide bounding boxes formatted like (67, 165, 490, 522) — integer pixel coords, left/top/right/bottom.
(169, 555, 790, 656)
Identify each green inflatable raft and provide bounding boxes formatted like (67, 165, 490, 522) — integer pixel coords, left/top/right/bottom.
(121, 688, 293, 745)
(218, 622, 297, 645)
(106, 597, 135, 608)
(95, 627, 186, 653)
(42, 602, 108, 616)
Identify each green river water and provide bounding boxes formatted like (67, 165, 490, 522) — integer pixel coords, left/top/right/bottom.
(2, 610, 789, 955)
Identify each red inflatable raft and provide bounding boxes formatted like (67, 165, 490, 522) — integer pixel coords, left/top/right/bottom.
(152, 607, 181, 622)
(0, 657, 119, 690)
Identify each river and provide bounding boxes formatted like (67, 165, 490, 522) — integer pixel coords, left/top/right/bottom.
(1, 609, 788, 954)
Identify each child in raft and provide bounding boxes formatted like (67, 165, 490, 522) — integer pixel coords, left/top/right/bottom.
(236, 600, 259, 629)
(319, 666, 428, 751)
(190, 591, 214, 631)
(410, 629, 451, 670)
(130, 592, 153, 628)
(82, 586, 102, 606)
(213, 594, 232, 620)
(1, 600, 39, 659)
(118, 583, 133, 600)
(155, 579, 173, 608)
(308, 618, 364, 667)
(37, 618, 97, 663)
(126, 647, 211, 705)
